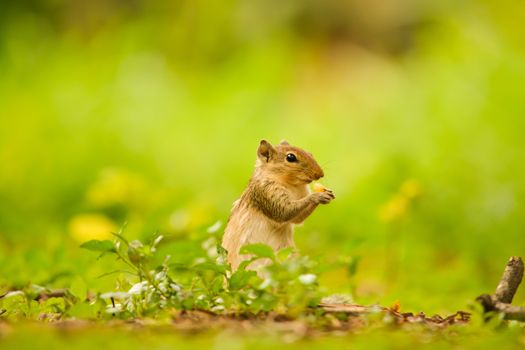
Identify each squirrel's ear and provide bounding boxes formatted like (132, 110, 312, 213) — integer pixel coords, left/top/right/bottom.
(279, 140, 290, 146)
(257, 140, 275, 162)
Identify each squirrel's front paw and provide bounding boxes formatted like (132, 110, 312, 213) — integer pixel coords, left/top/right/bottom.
(312, 191, 335, 204)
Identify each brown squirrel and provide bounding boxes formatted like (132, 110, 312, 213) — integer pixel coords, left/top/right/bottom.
(222, 140, 335, 270)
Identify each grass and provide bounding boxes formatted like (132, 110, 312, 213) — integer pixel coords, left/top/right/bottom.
(1, 316, 524, 350)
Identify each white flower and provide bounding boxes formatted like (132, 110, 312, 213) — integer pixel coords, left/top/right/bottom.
(298, 274, 317, 285)
(258, 278, 273, 289)
(211, 305, 225, 312)
(153, 235, 164, 247)
(3, 291, 25, 298)
(170, 283, 181, 293)
(106, 303, 123, 314)
(207, 247, 218, 258)
(100, 292, 130, 299)
(155, 271, 166, 281)
(206, 221, 222, 234)
(126, 302, 135, 313)
(128, 281, 148, 295)
(201, 237, 216, 250)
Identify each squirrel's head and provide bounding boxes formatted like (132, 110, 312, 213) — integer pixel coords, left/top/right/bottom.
(256, 139, 324, 185)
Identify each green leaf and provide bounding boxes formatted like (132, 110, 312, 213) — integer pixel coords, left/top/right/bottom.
(96, 270, 135, 279)
(347, 256, 361, 277)
(229, 269, 257, 290)
(42, 297, 66, 313)
(237, 259, 253, 271)
(277, 247, 295, 262)
(111, 232, 129, 246)
(239, 244, 275, 260)
(193, 262, 227, 275)
(80, 240, 116, 253)
(70, 277, 87, 300)
(67, 301, 98, 319)
(210, 277, 225, 294)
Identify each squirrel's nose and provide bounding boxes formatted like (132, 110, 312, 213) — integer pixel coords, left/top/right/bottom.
(315, 169, 324, 180)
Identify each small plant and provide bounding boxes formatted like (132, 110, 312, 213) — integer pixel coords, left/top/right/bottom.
(76, 224, 336, 319)
(0, 223, 358, 321)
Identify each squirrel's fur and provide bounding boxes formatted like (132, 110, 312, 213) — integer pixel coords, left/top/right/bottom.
(222, 140, 334, 270)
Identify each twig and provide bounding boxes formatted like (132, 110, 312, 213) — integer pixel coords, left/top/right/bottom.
(494, 256, 523, 303)
(35, 289, 69, 301)
(476, 294, 525, 322)
(319, 303, 470, 326)
(477, 256, 525, 322)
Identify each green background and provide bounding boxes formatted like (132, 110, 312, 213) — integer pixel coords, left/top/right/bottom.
(1, 0, 525, 346)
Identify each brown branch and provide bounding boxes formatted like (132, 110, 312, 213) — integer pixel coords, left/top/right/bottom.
(493, 256, 523, 303)
(476, 293, 525, 321)
(477, 256, 525, 322)
(492, 302, 525, 322)
(34, 289, 69, 302)
(319, 303, 470, 326)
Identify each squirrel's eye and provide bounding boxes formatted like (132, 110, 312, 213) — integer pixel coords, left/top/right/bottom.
(286, 153, 297, 163)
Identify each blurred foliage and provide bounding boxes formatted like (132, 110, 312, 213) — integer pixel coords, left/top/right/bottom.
(1, 0, 525, 347)
(1, 229, 331, 320)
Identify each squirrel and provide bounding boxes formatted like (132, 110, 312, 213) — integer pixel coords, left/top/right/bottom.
(221, 139, 335, 271)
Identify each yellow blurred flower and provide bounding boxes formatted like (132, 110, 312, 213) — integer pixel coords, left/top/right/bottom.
(400, 179, 422, 199)
(379, 195, 408, 223)
(69, 214, 117, 243)
(86, 168, 149, 208)
(379, 179, 423, 223)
